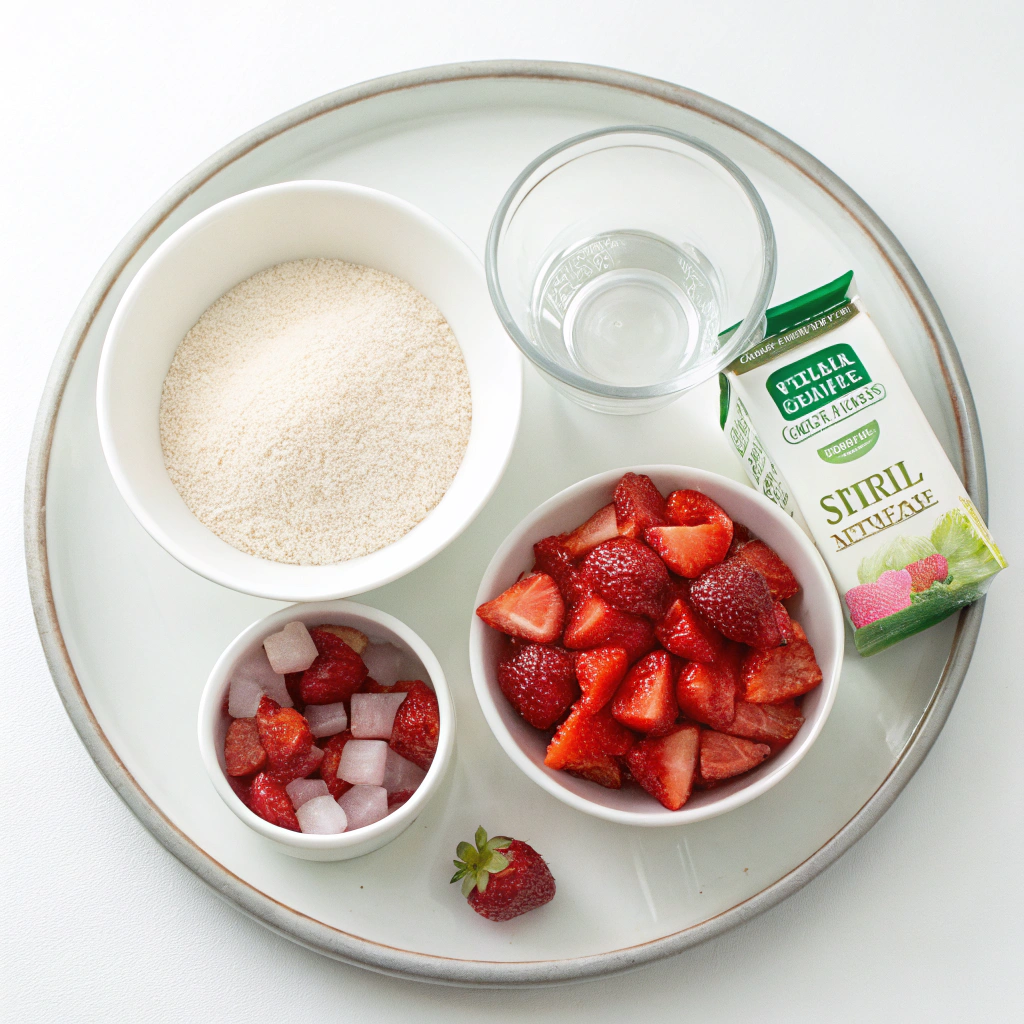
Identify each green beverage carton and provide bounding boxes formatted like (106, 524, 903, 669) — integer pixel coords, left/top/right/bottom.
(719, 272, 1004, 656)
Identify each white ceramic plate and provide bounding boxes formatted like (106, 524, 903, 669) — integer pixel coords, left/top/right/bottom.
(26, 62, 986, 986)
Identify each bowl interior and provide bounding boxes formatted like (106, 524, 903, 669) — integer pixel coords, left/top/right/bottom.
(99, 181, 521, 601)
(470, 467, 844, 825)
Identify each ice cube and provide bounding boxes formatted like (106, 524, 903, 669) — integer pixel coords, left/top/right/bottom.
(337, 786, 388, 831)
(315, 624, 368, 654)
(360, 643, 403, 687)
(350, 692, 407, 740)
(285, 778, 330, 809)
(229, 649, 293, 711)
(337, 739, 388, 786)
(264, 621, 318, 674)
(227, 675, 264, 719)
(304, 702, 348, 738)
(295, 794, 348, 834)
(381, 747, 427, 796)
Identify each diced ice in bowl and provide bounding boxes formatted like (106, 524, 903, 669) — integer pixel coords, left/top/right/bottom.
(303, 702, 348, 738)
(381, 747, 426, 802)
(360, 642, 403, 687)
(295, 794, 348, 834)
(338, 786, 388, 830)
(227, 675, 264, 719)
(264, 621, 318, 675)
(285, 778, 330, 809)
(228, 651, 292, 714)
(337, 739, 388, 786)
(350, 692, 407, 739)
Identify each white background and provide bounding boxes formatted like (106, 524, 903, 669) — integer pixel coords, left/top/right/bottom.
(2, 1, 1022, 1019)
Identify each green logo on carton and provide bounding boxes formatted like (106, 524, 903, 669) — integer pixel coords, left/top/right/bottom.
(817, 420, 880, 464)
(766, 343, 871, 421)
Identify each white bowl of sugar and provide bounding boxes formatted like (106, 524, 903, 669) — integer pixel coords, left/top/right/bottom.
(97, 181, 522, 601)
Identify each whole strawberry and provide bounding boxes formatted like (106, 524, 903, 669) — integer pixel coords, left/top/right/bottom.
(451, 827, 555, 922)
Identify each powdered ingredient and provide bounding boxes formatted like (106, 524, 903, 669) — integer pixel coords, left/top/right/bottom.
(160, 258, 472, 565)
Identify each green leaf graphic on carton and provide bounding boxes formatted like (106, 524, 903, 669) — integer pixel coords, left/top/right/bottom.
(857, 534, 939, 585)
(931, 509, 1002, 587)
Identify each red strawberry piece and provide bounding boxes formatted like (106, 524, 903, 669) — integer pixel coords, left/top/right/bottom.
(665, 489, 734, 532)
(689, 560, 782, 649)
(389, 680, 440, 771)
(742, 641, 823, 703)
(625, 723, 700, 810)
(727, 522, 753, 557)
(731, 540, 800, 600)
(580, 537, 670, 619)
(699, 729, 771, 781)
(249, 772, 300, 831)
(574, 646, 629, 713)
(284, 672, 304, 707)
(451, 827, 555, 922)
(613, 472, 667, 539)
(562, 502, 621, 559)
(725, 700, 804, 748)
(224, 717, 267, 777)
(255, 695, 313, 770)
(906, 553, 950, 593)
(655, 594, 725, 663)
(611, 650, 679, 736)
(476, 572, 566, 644)
(644, 522, 732, 579)
(227, 775, 252, 808)
(675, 649, 740, 731)
(269, 744, 324, 786)
(562, 595, 657, 663)
(299, 628, 369, 705)
(544, 703, 635, 788)
(496, 643, 578, 730)
(317, 731, 353, 799)
(774, 601, 797, 643)
(531, 535, 592, 605)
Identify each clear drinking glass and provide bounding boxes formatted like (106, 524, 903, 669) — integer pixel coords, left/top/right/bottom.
(486, 126, 777, 414)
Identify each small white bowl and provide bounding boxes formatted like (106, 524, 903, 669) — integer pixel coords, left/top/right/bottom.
(198, 601, 455, 861)
(469, 466, 844, 827)
(97, 180, 521, 601)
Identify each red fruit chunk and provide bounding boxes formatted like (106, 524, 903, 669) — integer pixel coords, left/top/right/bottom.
(284, 672, 304, 707)
(742, 641, 823, 703)
(727, 522, 753, 557)
(656, 595, 725, 663)
(676, 651, 739, 731)
(732, 540, 800, 600)
(476, 573, 566, 644)
(562, 595, 657, 663)
(773, 601, 797, 643)
(625, 723, 700, 810)
(562, 503, 620, 559)
(496, 643, 578, 730)
(726, 700, 804, 747)
(580, 537, 669, 619)
(613, 472, 667, 539)
(645, 523, 732, 578)
(269, 745, 324, 786)
(227, 775, 252, 808)
(249, 772, 300, 831)
(389, 680, 440, 771)
(690, 560, 782, 649)
(611, 650, 678, 736)
(532, 535, 591, 604)
(699, 730, 770, 781)
(545, 703, 635, 789)
(665, 489, 734, 534)
(575, 646, 629, 713)
(255, 696, 313, 770)
(299, 628, 368, 705)
(224, 718, 266, 777)
(318, 731, 353, 799)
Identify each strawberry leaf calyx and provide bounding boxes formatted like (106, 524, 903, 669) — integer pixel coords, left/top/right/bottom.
(449, 827, 513, 897)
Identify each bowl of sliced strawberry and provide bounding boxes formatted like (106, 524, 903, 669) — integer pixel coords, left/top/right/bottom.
(469, 467, 844, 825)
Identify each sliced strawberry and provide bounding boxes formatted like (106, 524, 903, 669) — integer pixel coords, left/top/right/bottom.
(575, 646, 629, 713)
(299, 628, 369, 704)
(389, 680, 440, 771)
(268, 744, 324, 786)
(317, 731, 353, 799)
(665, 489, 734, 531)
(774, 601, 796, 643)
(613, 472, 667, 539)
(580, 537, 669, 619)
(656, 595, 725, 663)
(496, 643, 578, 730)
(699, 730, 770, 781)
(255, 696, 313, 770)
(611, 650, 678, 735)
(563, 503, 620, 559)
(727, 521, 753, 557)
(732, 540, 800, 600)
(249, 772, 300, 831)
(545, 703, 635, 789)
(476, 572, 566, 644)
(742, 640, 823, 703)
(224, 718, 266, 777)
(725, 700, 804, 748)
(689, 560, 782, 649)
(645, 523, 732, 579)
(675, 650, 739, 731)
(531, 535, 591, 605)
(625, 723, 700, 810)
(562, 595, 657, 663)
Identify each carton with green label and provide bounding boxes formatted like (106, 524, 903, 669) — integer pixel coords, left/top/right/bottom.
(719, 272, 1005, 655)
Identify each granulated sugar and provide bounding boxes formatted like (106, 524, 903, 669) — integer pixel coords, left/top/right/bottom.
(159, 258, 472, 565)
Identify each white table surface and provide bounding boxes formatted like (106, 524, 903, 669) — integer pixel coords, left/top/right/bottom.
(3, 1, 1021, 1018)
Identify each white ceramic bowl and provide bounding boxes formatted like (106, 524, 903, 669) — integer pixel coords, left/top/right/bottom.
(198, 601, 455, 861)
(469, 466, 844, 826)
(97, 181, 521, 601)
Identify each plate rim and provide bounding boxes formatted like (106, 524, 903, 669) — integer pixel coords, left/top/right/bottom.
(23, 59, 987, 987)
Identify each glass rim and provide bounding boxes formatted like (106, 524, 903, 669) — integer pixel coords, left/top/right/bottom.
(485, 124, 778, 400)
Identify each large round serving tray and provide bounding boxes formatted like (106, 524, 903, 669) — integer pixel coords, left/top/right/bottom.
(25, 61, 986, 986)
